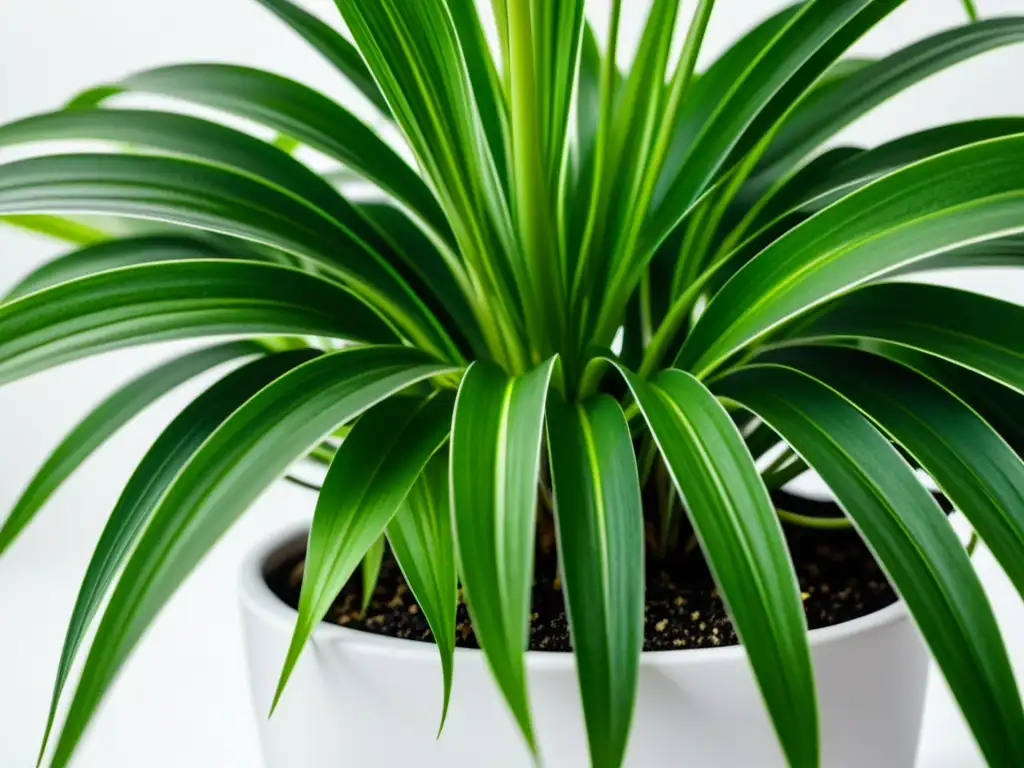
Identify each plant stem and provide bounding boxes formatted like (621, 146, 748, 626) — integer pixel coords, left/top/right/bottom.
(961, 0, 980, 22)
(777, 509, 852, 531)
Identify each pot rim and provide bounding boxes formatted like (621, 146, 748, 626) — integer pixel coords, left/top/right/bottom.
(240, 523, 910, 669)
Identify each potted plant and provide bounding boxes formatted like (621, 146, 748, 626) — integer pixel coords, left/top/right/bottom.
(3, 0, 1024, 764)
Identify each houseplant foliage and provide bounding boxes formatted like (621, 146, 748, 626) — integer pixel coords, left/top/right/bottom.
(3, 0, 1024, 764)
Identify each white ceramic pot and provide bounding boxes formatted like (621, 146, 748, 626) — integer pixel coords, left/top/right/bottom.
(241, 525, 930, 767)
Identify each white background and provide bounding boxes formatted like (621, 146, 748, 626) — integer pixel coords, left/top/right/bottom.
(1, 0, 1024, 765)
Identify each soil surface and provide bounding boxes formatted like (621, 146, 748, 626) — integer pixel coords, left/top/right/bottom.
(266, 493, 899, 652)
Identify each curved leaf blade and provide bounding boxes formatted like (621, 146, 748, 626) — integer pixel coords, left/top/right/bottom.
(616, 364, 817, 768)
(0, 259, 395, 386)
(681, 134, 1024, 377)
(36, 347, 318, 762)
(545, 394, 644, 768)
(777, 282, 1024, 393)
(764, 345, 1024, 601)
(70, 64, 448, 242)
(449, 357, 558, 754)
(0, 341, 263, 556)
(273, 392, 455, 708)
(716, 364, 1024, 768)
(252, 0, 392, 115)
(387, 451, 458, 734)
(46, 346, 458, 768)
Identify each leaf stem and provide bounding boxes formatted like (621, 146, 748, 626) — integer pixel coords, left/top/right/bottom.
(777, 508, 852, 531)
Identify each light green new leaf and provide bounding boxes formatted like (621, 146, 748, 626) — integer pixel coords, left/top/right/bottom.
(273, 392, 455, 709)
(69, 64, 448, 241)
(0, 259, 395, 386)
(715, 364, 1024, 768)
(764, 345, 1024, 600)
(0, 341, 263, 556)
(617, 364, 817, 768)
(46, 346, 458, 768)
(545, 394, 644, 768)
(755, 18, 1024, 180)
(5, 234, 248, 301)
(36, 347, 319, 763)
(387, 450, 458, 734)
(449, 357, 558, 753)
(776, 282, 1024, 394)
(1, 215, 107, 245)
(252, 0, 392, 116)
(680, 133, 1024, 378)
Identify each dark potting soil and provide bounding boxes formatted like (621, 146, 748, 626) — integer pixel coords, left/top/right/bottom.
(266, 493, 898, 653)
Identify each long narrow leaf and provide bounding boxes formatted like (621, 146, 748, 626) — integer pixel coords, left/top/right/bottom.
(0, 259, 395, 386)
(715, 364, 1024, 767)
(46, 346, 458, 768)
(273, 392, 454, 708)
(449, 357, 558, 753)
(36, 347, 319, 762)
(616, 364, 817, 768)
(680, 133, 1024, 377)
(776, 282, 1024, 393)
(387, 451, 459, 734)
(545, 394, 644, 768)
(764, 345, 1024, 600)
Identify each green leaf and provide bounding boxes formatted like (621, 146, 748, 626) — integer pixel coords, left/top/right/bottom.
(763, 345, 1024, 601)
(46, 346, 458, 768)
(1, 214, 108, 245)
(387, 450, 458, 734)
(647, 0, 900, 251)
(545, 394, 644, 768)
(776, 282, 1024, 393)
(0, 109, 359, 239)
(715, 363, 1024, 768)
(5, 234, 245, 301)
(755, 18, 1024, 180)
(35, 347, 318, 763)
(616, 364, 817, 768)
(0, 259, 395, 386)
(69, 65, 448, 241)
(252, 0, 392, 115)
(680, 133, 1024, 378)
(360, 535, 386, 616)
(449, 357, 558, 753)
(0, 341, 263, 556)
(273, 392, 455, 709)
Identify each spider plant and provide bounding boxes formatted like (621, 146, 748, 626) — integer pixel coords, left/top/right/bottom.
(3, 0, 1024, 765)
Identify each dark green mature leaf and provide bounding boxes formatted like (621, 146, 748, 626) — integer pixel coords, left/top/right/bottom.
(0, 153, 456, 356)
(0, 109, 361, 238)
(0, 259, 394, 386)
(273, 392, 454, 708)
(871, 344, 1024, 455)
(36, 347, 318, 762)
(5, 234, 243, 300)
(680, 134, 1024, 378)
(756, 18, 1024, 180)
(546, 394, 644, 768)
(388, 451, 458, 734)
(716, 364, 1024, 768)
(70, 64, 448, 241)
(0, 341, 263, 556)
(776, 283, 1024, 393)
(617, 365, 817, 768)
(763, 345, 1024, 600)
(449, 358, 558, 753)
(252, 0, 392, 115)
(647, 0, 901, 252)
(46, 346, 458, 768)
